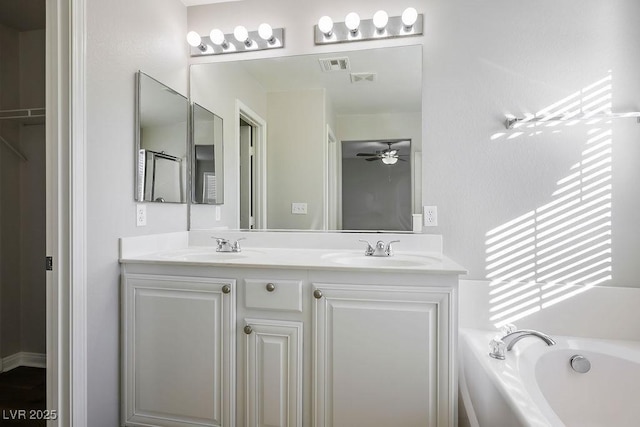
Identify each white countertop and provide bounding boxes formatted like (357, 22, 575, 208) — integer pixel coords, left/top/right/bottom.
(119, 231, 466, 274)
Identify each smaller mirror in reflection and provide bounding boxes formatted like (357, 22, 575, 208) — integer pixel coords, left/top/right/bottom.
(192, 103, 224, 204)
(136, 71, 188, 203)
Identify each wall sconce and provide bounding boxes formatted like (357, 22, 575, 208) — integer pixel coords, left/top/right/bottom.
(187, 24, 284, 56)
(314, 7, 423, 45)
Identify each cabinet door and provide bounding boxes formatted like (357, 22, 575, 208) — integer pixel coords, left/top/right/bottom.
(244, 319, 303, 427)
(122, 274, 236, 427)
(312, 284, 454, 427)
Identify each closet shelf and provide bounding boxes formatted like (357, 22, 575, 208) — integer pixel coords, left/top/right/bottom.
(0, 107, 45, 120)
(505, 111, 640, 129)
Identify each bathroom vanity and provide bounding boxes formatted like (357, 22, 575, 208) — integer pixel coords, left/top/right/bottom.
(119, 231, 465, 427)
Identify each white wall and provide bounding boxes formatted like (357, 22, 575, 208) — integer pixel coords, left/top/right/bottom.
(86, 0, 188, 424)
(187, 0, 640, 289)
(267, 89, 326, 229)
(190, 60, 268, 229)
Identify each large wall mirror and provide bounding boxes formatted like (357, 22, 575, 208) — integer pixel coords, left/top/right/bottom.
(192, 103, 224, 204)
(190, 45, 422, 231)
(135, 71, 188, 203)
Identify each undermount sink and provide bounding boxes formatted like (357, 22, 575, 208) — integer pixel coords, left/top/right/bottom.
(321, 252, 440, 268)
(157, 248, 262, 262)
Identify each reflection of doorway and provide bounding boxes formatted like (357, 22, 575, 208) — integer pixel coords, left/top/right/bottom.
(341, 139, 412, 231)
(239, 118, 254, 229)
(237, 101, 266, 229)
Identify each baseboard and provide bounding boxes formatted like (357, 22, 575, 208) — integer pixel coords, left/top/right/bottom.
(2, 352, 47, 372)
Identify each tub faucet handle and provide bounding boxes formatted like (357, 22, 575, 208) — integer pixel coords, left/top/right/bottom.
(489, 336, 506, 360)
(501, 323, 517, 335)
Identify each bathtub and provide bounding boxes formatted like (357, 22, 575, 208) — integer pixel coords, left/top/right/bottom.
(459, 328, 640, 427)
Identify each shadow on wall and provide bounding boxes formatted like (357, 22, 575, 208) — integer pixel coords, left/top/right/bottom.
(486, 73, 615, 328)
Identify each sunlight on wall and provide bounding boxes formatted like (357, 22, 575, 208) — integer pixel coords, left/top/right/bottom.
(486, 74, 613, 328)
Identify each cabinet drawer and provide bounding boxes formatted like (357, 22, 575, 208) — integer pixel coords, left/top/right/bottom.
(244, 279, 302, 312)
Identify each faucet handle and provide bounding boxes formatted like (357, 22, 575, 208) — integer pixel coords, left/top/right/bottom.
(385, 240, 400, 255)
(232, 237, 246, 252)
(500, 323, 517, 336)
(358, 239, 374, 255)
(489, 336, 506, 360)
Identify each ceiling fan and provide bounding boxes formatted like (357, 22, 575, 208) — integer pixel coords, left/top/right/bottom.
(356, 141, 408, 165)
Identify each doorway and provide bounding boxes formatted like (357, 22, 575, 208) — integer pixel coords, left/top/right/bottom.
(341, 139, 412, 231)
(0, 0, 47, 415)
(237, 101, 266, 229)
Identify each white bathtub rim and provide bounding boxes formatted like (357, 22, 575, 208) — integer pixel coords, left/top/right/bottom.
(460, 328, 640, 427)
(460, 329, 553, 427)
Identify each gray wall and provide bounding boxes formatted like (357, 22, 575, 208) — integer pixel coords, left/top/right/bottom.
(86, 0, 188, 424)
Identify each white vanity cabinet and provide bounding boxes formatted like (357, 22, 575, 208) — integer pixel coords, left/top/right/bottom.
(119, 237, 462, 427)
(312, 282, 455, 427)
(121, 273, 236, 427)
(238, 277, 305, 427)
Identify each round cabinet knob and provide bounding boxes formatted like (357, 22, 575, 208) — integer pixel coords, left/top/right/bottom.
(243, 325, 253, 335)
(313, 289, 323, 299)
(222, 285, 231, 294)
(266, 283, 276, 292)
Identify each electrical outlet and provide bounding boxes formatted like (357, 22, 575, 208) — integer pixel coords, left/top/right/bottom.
(215, 206, 221, 221)
(423, 205, 437, 226)
(136, 204, 147, 227)
(291, 202, 308, 215)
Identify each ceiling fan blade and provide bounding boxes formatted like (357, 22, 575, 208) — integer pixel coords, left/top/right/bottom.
(365, 157, 379, 161)
(356, 153, 379, 157)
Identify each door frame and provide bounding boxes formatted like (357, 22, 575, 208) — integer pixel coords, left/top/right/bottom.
(47, 0, 87, 425)
(235, 100, 266, 229)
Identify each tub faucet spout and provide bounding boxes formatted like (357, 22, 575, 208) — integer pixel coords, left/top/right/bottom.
(502, 329, 556, 351)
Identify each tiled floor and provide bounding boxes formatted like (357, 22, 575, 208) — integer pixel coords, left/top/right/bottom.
(0, 367, 46, 426)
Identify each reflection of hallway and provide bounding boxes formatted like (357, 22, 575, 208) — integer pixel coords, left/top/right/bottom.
(0, 367, 46, 426)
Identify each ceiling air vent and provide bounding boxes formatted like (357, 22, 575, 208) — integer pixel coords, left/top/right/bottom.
(350, 72, 377, 83)
(318, 57, 350, 72)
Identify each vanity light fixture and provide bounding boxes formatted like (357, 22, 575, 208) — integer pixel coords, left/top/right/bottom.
(314, 7, 423, 45)
(187, 24, 285, 56)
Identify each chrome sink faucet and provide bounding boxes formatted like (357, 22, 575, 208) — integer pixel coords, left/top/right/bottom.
(359, 239, 400, 257)
(489, 325, 555, 360)
(212, 237, 245, 253)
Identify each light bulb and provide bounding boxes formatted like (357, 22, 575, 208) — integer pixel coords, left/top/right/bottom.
(209, 28, 228, 48)
(345, 12, 360, 33)
(382, 156, 398, 165)
(401, 7, 418, 28)
(258, 23, 275, 44)
(318, 16, 333, 36)
(373, 10, 389, 31)
(186, 31, 202, 47)
(233, 25, 251, 46)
